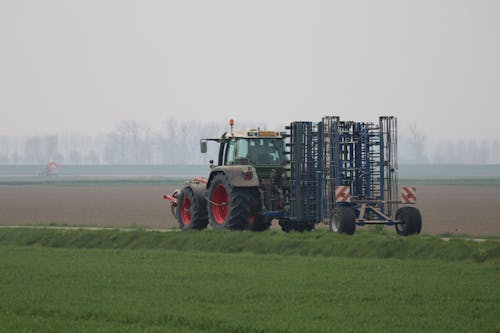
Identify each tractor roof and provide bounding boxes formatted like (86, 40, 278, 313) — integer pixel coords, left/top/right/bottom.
(222, 129, 283, 139)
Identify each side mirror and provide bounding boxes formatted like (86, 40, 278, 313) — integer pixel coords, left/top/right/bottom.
(200, 140, 207, 153)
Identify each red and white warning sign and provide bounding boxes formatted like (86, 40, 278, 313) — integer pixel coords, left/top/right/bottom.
(401, 186, 417, 204)
(335, 185, 351, 203)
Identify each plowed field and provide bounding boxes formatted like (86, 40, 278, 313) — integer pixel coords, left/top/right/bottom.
(0, 185, 498, 236)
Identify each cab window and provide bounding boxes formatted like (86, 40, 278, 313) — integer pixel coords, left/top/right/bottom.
(225, 138, 283, 166)
(225, 139, 249, 165)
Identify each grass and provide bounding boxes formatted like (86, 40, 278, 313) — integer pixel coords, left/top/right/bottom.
(0, 228, 498, 262)
(4, 222, 179, 230)
(0, 229, 498, 332)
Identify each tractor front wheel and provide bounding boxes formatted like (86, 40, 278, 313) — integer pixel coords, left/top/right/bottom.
(395, 206, 422, 236)
(330, 206, 356, 235)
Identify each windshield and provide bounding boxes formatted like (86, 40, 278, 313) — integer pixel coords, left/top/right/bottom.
(226, 138, 284, 166)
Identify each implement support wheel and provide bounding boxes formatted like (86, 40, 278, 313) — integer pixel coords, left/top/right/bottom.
(330, 206, 356, 235)
(395, 206, 422, 236)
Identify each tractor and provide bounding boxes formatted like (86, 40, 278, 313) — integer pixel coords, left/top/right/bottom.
(165, 117, 422, 235)
(166, 120, 293, 231)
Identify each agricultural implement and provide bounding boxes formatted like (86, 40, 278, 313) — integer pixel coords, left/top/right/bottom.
(165, 117, 421, 235)
(40, 162, 60, 176)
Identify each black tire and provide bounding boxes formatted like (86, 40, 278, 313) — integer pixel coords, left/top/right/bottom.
(247, 188, 271, 231)
(292, 221, 315, 232)
(248, 216, 272, 231)
(279, 219, 293, 232)
(301, 221, 315, 232)
(176, 184, 208, 231)
(278, 219, 314, 232)
(330, 206, 356, 235)
(395, 206, 422, 236)
(207, 173, 254, 230)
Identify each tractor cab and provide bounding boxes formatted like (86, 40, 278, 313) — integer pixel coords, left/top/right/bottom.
(223, 131, 284, 167)
(200, 120, 286, 170)
(200, 129, 287, 186)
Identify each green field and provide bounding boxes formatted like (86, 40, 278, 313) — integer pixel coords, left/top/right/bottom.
(0, 229, 498, 332)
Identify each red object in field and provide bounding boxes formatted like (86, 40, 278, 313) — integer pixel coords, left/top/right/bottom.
(41, 162, 60, 176)
(229, 118, 235, 126)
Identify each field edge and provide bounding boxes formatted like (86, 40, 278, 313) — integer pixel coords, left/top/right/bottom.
(0, 228, 498, 263)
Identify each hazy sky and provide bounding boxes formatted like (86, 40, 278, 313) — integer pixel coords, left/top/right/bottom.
(1, 0, 499, 141)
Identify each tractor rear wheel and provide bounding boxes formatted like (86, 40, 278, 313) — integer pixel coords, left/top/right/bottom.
(330, 206, 356, 235)
(176, 184, 208, 231)
(207, 173, 254, 230)
(395, 206, 422, 236)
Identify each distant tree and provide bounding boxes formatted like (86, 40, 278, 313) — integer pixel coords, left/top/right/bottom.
(431, 142, 445, 164)
(160, 118, 179, 164)
(68, 150, 82, 164)
(466, 141, 478, 163)
(52, 152, 64, 164)
(456, 141, 466, 164)
(24, 136, 41, 163)
(0, 153, 9, 164)
(478, 140, 489, 164)
(408, 122, 427, 163)
(490, 140, 500, 164)
(44, 135, 59, 162)
(85, 150, 100, 165)
(103, 120, 152, 164)
(9, 152, 19, 165)
(445, 141, 457, 163)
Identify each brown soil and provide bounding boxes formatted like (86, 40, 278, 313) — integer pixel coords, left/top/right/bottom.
(0, 185, 498, 236)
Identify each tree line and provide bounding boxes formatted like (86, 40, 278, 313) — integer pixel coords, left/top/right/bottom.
(0, 120, 498, 165)
(0, 119, 266, 165)
(398, 122, 500, 164)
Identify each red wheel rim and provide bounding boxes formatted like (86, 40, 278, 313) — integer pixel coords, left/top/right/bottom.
(212, 184, 229, 224)
(180, 197, 191, 224)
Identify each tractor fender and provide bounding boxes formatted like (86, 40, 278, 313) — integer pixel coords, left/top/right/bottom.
(207, 165, 260, 188)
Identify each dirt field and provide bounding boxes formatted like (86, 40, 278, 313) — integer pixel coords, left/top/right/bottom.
(0, 185, 499, 236)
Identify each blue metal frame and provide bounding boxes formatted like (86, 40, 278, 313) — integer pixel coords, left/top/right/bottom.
(285, 116, 398, 227)
(289, 122, 318, 223)
(379, 117, 385, 212)
(316, 122, 323, 223)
